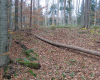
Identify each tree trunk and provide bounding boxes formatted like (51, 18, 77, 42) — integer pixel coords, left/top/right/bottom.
(15, 0, 19, 31)
(64, 0, 66, 26)
(37, 0, 39, 9)
(88, 0, 91, 28)
(84, 0, 88, 28)
(56, 0, 59, 26)
(21, 0, 23, 30)
(78, 0, 80, 13)
(30, 0, 32, 28)
(99, 0, 100, 25)
(61, 0, 64, 25)
(52, 0, 55, 25)
(33, 0, 35, 27)
(81, 0, 84, 27)
(68, 0, 71, 25)
(0, 0, 9, 67)
(24, 0, 27, 28)
(94, 0, 97, 26)
(76, 0, 78, 25)
(9, 0, 12, 46)
(69, 3, 71, 25)
(37, 0, 40, 26)
(84, 0, 91, 29)
(89, 0, 91, 27)
(45, 0, 49, 27)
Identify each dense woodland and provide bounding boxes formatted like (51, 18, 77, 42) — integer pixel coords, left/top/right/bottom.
(1, 0, 100, 80)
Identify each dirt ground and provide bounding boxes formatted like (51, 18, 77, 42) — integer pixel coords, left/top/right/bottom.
(1, 27, 100, 80)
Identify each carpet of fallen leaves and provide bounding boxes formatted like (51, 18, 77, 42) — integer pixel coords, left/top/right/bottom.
(1, 27, 100, 80)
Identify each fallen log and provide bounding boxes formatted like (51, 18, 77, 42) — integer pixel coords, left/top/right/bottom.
(17, 61, 41, 69)
(14, 41, 41, 69)
(15, 41, 28, 50)
(33, 34, 100, 56)
(9, 59, 41, 69)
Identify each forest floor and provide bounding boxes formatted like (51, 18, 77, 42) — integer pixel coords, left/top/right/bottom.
(1, 27, 100, 80)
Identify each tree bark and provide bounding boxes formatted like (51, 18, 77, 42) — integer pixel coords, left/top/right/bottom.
(9, 0, 12, 46)
(34, 34, 100, 57)
(45, 0, 49, 27)
(15, 0, 19, 31)
(76, 0, 78, 25)
(94, 0, 97, 26)
(33, 0, 35, 27)
(52, 0, 55, 25)
(37, 0, 39, 9)
(0, 0, 9, 67)
(61, 0, 64, 25)
(64, 0, 66, 26)
(30, 0, 32, 28)
(68, 0, 71, 25)
(21, 0, 23, 30)
(81, 0, 84, 27)
(99, 0, 100, 25)
(84, 0, 91, 29)
(37, 0, 40, 26)
(56, 0, 59, 26)
(24, 0, 27, 28)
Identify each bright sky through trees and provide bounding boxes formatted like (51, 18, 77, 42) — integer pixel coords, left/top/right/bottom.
(26, 0, 82, 17)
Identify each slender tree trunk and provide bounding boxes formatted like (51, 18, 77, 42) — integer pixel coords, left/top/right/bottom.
(76, 0, 78, 25)
(21, 0, 23, 30)
(45, 0, 49, 27)
(61, 0, 64, 25)
(24, 0, 27, 28)
(78, 0, 80, 13)
(64, 0, 66, 26)
(30, 0, 32, 28)
(84, 0, 88, 28)
(7, 0, 9, 29)
(94, 0, 97, 26)
(37, 0, 40, 26)
(89, 0, 91, 27)
(56, 0, 59, 26)
(15, 0, 19, 31)
(52, 0, 55, 25)
(99, 0, 100, 25)
(81, 0, 84, 27)
(69, 2, 71, 25)
(32, 0, 35, 27)
(68, 0, 71, 25)
(37, 0, 39, 9)
(76, 0, 80, 25)
(88, 0, 91, 28)
(0, 0, 9, 67)
(23, 0, 26, 28)
(67, 12, 69, 25)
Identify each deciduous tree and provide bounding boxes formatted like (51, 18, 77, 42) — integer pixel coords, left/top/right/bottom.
(94, 0, 97, 26)
(15, 0, 19, 31)
(81, 0, 84, 27)
(0, 0, 9, 67)
(84, 0, 91, 28)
